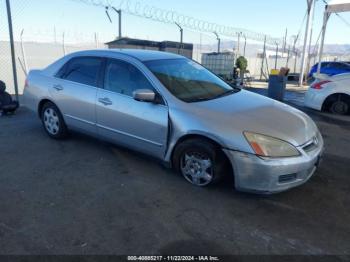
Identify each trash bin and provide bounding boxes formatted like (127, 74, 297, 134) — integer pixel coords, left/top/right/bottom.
(268, 75, 287, 101)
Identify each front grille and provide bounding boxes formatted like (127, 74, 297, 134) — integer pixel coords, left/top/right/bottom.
(279, 173, 297, 183)
(303, 142, 318, 152)
(302, 133, 321, 153)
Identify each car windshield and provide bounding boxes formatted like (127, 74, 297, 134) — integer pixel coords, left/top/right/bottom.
(144, 58, 239, 102)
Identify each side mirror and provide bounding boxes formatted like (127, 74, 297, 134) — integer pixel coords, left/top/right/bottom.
(133, 89, 156, 103)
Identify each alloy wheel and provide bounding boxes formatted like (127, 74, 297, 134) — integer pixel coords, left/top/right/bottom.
(180, 151, 214, 186)
(43, 108, 60, 135)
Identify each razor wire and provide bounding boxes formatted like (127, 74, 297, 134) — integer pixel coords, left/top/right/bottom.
(70, 0, 283, 45)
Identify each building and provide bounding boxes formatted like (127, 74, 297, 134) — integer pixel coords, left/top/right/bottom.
(105, 37, 193, 59)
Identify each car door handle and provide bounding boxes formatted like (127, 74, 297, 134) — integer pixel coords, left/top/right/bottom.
(53, 84, 64, 91)
(98, 97, 113, 106)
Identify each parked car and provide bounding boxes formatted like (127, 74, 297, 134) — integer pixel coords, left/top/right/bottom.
(308, 61, 350, 78)
(305, 73, 350, 115)
(23, 50, 324, 194)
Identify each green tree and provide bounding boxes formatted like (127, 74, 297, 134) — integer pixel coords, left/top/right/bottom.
(236, 56, 248, 85)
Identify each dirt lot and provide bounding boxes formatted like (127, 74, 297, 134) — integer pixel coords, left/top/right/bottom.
(0, 104, 349, 255)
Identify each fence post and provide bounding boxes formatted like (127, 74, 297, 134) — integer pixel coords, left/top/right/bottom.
(6, 0, 19, 102)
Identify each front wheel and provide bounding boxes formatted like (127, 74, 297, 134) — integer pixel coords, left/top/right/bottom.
(41, 102, 68, 139)
(173, 139, 226, 187)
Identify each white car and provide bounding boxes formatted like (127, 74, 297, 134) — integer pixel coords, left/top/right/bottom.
(305, 73, 350, 115)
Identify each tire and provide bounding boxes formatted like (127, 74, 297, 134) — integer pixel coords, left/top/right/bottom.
(172, 138, 227, 187)
(330, 99, 349, 115)
(41, 102, 68, 139)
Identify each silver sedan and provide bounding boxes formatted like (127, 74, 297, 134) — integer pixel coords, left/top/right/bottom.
(23, 49, 324, 193)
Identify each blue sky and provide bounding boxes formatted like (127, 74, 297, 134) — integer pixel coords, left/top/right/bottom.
(5, 0, 350, 45)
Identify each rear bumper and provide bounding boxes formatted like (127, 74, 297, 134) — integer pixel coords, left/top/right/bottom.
(223, 136, 324, 194)
(304, 89, 324, 111)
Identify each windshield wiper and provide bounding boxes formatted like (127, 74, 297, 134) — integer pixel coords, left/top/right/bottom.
(186, 89, 240, 103)
(211, 89, 240, 99)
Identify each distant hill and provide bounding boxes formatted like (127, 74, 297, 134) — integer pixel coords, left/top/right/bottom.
(199, 40, 350, 56)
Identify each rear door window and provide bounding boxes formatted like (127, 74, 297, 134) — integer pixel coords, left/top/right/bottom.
(59, 57, 102, 87)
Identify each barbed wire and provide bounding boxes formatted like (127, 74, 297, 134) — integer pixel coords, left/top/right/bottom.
(70, 0, 283, 45)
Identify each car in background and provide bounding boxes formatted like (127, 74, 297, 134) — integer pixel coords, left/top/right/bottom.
(305, 73, 350, 115)
(308, 61, 350, 79)
(23, 49, 324, 194)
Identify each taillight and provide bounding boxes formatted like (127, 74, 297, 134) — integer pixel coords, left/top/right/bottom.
(311, 80, 331, 90)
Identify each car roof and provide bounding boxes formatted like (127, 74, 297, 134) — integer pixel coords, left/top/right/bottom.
(69, 49, 184, 62)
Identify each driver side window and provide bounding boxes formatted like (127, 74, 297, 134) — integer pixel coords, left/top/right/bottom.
(104, 59, 154, 97)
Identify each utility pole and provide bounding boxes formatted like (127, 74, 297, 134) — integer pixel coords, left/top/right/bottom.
(175, 22, 183, 54)
(213, 32, 220, 53)
(299, 0, 315, 86)
(106, 6, 122, 39)
(260, 35, 267, 80)
(307, 0, 317, 75)
(6, 0, 19, 102)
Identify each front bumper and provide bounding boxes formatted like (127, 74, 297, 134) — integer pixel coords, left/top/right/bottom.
(223, 135, 324, 194)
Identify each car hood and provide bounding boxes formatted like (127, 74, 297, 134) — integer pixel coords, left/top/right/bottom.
(190, 90, 318, 147)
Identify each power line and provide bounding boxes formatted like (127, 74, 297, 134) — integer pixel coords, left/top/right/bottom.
(70, 0, 283, 45)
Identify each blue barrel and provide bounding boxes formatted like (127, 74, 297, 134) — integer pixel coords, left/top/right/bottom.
(268, 75, 287, 101)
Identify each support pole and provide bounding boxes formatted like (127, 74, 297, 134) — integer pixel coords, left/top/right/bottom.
(237, 32, 242, 56)
(20, 29, 28, 75)
(275, 42, 279, 69)
(317, 9, 330, 75)
(286, 45, 291, 68)
(306, 0, 316, 77)
(6, 0, 19, 102)
(243, 35, 247, 57)
(299, 0, 315, 86)
(283, 28, 288, 54)
(260, 35, 267, 80)
(62, 32, 66, 56)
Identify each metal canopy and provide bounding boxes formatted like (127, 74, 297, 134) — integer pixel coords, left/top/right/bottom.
(316, 0, 350, 75)
(327, 0, 350, 13)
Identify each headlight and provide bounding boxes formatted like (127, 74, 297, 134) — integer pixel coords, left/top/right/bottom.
(244, 132, 300, 158)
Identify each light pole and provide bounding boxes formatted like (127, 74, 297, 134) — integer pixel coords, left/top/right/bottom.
(175, 22, 183, 54)
(213, 32, 220, 53)
(106, 6, 122, 39)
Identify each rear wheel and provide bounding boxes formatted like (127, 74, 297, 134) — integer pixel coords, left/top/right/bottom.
(330, 99, 349, 115)
(41, 102, 68, 139)
(173, 139, 227, 187)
